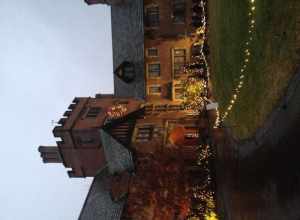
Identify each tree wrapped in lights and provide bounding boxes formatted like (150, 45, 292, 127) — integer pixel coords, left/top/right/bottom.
(185, 0, 218, 219)
(182, 77, 207, 113)
(186, 143, 217, 219)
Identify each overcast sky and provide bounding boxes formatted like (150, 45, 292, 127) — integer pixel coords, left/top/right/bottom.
(0, 1, 113, 219)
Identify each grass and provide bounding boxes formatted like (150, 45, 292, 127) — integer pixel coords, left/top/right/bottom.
(209, 0, 300, 139)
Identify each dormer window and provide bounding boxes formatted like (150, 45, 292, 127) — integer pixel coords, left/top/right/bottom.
(114, 61, 135, 83)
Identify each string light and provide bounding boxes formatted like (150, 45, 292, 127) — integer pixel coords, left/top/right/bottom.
(216, 0, 257, 125)
(185, 1, 218, 219)
(182, 0, 212, 114)
(107, 104, 127, 119)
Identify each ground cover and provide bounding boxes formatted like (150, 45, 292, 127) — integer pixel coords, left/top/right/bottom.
(209, 0, 299, 139)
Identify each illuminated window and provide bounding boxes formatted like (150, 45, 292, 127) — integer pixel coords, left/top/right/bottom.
(135, 125, 153, 142)
(172, 0, 185, 23)
(148, 85, 162, 95)
(184, 126, 199, 139)
(147, 48, 158, 57)
(145, 5, 159, 27)
(86, 107, 101, 118)
(135, 125, 163, 142)
(173, 49, 187, 78)
(174, 83, 184, 100)
(148, 63, 160, 78)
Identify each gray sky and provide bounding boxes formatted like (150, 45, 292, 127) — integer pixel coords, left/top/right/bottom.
(0, 1, 113, 219)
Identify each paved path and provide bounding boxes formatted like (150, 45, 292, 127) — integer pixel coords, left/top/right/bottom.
(239, 68, 300, 158)
(208, 2, 300, 218)
(214, 68, 300, 219)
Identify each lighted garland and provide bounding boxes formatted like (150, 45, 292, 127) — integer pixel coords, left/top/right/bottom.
(182, 0, 210, 113)
(107, 104, 127, 119)
(182, 77, 207, 113)
(185, 0, 218, 219)
(187, 144, 217, 220)
(216, 0, 257, 127)
(186, 0, 258, 218)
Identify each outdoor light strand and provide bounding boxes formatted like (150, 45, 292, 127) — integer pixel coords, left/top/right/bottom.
(216, 0, 257, 127)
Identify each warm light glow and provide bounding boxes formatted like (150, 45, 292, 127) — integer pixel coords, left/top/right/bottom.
(219, 0, 257, 123)
(107, 104, 127, 119)
(205, 212, 218, 220)
(183, 78, 207, 112)
(186, 1, 218, 219)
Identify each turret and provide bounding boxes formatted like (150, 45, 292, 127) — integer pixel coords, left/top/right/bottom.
(38, 146, 62, 163)
(38, 95, 145, 178)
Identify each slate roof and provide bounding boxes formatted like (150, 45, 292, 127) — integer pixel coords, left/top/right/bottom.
(79, 130, 134, 220)
(78, 168, 126, 220)
(100, 129, 134, 174)
(111, 0, 145, 99)
(79, 1, 143, 219)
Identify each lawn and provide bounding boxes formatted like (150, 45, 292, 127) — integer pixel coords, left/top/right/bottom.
(209, 0, 300, 139)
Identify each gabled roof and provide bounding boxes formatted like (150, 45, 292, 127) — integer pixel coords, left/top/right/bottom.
(100, 129, 134, 175)
(103, 107, 144, 146)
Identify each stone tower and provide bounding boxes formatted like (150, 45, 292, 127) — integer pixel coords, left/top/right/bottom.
(38, 95, 144, 178)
